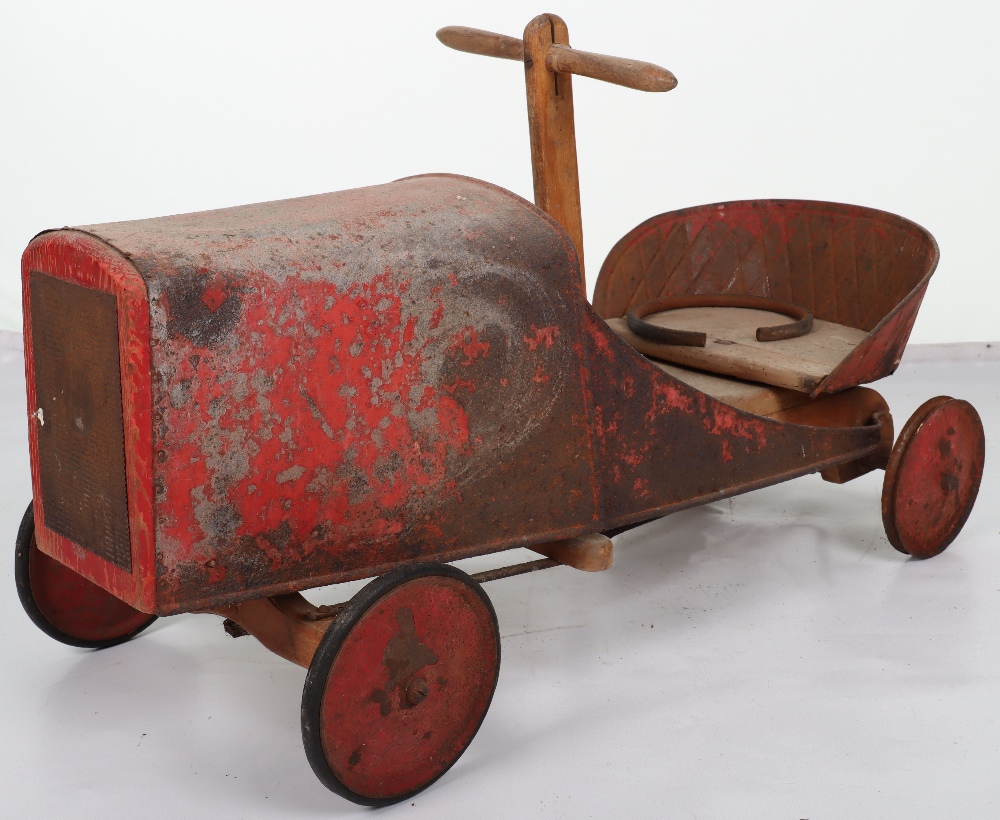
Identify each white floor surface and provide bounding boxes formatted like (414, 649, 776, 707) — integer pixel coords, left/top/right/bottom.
(2, 346, 998, 819)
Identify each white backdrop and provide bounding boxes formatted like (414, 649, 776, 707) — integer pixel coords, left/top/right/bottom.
(2, 0, 998, 342)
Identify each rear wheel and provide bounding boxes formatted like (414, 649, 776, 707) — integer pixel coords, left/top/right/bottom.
(15, 502, 156, 648)
(301, 562, 500, 806)
(882, 397, 985, 559)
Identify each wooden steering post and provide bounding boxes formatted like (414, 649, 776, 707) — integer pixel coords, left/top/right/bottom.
(437, 16, 677, 291)
(523, 15, 582, 282)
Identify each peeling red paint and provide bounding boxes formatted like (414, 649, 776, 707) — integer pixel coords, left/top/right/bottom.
(645, 380, 695, 422)
(156, 267, 478, 571)
(579, 308, 883, 527)
(720, 440, 733, 463)
(587, 322, 612, 355)
(524, 325, 560, 351)
(703, 410, 768, 445)
(201, 283, 227, 312)
(622, 448, 646, 468)
(429, 303, 444, 330)
(452, 327, 490, 365)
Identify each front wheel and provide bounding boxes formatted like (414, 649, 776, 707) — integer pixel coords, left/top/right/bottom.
(15, 502, 157, 648)
(301, 562, 501, 806)
(882, 397, 985, 559)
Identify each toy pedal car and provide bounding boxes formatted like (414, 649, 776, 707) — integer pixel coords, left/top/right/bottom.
(15, 13, 985, 807)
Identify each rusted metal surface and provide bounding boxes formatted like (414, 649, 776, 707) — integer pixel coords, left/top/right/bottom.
(211, 592, 335, 668)
(882, 397, 985, 559)
(22, 175, 898, 616)
(578, 307, 885, 529)
(818, 288, 926, 395)
(593, 199, 938, 397)
(471, 557, 559, 583)
(301, 564, 500, 805)
(627, 294, 814, 347)
(47, 175, 596, 614)
(29, 272, 132, 570)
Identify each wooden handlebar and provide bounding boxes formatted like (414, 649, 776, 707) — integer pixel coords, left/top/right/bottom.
(436, 26, 524, 61)
(437, 16, 676, 287)
(436, 25, 677, 92)
(545, 44, 676, 92)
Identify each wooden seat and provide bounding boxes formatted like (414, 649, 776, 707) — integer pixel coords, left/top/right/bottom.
(606, 316, 810, 415)
(606, 309, 866, 393)
(593, 200, 939, 397)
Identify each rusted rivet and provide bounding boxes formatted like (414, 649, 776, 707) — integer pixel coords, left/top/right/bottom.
(156, 449, 166, 463)
(406, 677, 429, 706)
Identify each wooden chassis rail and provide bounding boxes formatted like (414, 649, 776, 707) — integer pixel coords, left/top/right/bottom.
(211, 533, 613, 668)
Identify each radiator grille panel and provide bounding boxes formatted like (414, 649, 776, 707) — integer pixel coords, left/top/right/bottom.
(30, 272, 132, 571)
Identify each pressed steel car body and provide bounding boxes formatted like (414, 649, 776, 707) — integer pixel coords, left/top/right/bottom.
(15, 12, 985, 807)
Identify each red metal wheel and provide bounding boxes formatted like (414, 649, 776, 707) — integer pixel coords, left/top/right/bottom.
(301, 562, 500, 806)
(14, 503, 156, 648)
(882, 397, 985, 559)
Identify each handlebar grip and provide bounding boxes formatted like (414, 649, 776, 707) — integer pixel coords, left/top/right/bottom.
(437, 25, 677, 93)
(436, 26, 524, 61)
(545, 44, 677, 92)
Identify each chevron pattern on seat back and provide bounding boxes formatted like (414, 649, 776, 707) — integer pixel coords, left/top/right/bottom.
(593, 200, 938, 335)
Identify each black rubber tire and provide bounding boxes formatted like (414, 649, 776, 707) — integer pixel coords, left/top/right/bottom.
(15, 501, 157, 649)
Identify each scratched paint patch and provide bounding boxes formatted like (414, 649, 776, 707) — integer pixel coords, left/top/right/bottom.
(148, 262, 571, 576)
(580, 309, 882, 525)
(139, 201, 576, 595)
